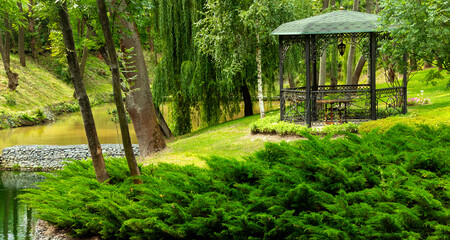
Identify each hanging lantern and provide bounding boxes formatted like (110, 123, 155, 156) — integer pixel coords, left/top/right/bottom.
(338, 41, 346, 56)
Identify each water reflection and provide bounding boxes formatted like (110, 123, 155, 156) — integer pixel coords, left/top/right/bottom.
(0, 105, 138, 151)
(0, 172, 43, 240)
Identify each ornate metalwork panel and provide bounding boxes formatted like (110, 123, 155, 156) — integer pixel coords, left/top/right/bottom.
(282, 89, 307, 122)
(311, 85, 371, 126)
(376, 87, 404, 118)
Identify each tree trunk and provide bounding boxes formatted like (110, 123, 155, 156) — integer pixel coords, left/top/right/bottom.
(351, 0, 372, 85)
(87, 23, 111, 67)
(79, 18, 91, 80)
(96, 0, 141, 183)
(366, 0, 374, 13)
(410, 56, 418, 71)
(155, 105, 173, 138)
(323, 0, 329, 10)
(346, 0, 360, 85)
(146, 26, 157, 65)
(28, 0, 37, 59)
(256, 34, 265, 118)
(423, 62, 433, 69)
(288, 73, 295, 88)
(57, 1, 109, 183)
(319, 51, 327, 86)
(329, 0, 337, 86)
(319, 0, 328, 86)
(330, 41, 338, 86)
(352, 56, 366, 85)
(1, 17, 19, 91)
(387, 64, 396, 83)
(17, 2, 26, 67)
(241, 79, 253, 117)
(117, 4, 166, 158)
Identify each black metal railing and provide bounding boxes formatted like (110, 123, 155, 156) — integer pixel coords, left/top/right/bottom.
(281, 84, 405, 126)
(376, 87, 404, 118)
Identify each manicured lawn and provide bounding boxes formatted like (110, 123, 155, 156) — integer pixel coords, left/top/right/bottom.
(144, 113, 296, 167)
(359, 69, 449, 132)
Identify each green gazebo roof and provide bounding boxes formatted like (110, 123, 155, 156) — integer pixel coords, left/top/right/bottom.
(272, 10, 380, 35)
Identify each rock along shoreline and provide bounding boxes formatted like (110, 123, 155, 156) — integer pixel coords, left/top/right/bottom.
(0, 144, 139, 171)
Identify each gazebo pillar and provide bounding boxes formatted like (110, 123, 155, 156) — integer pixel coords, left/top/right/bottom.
(403, 53, 408, 114)
(370, 32, 377, 120)
(305, 35, 312, 127)
(311, 36, 318, 121)
(279, 36, 285, 121)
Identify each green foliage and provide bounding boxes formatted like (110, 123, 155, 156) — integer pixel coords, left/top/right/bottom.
(250, 114, 359, 136)
(107, 108, 131, 124)
(47, 101, 80, 115)
(2, 91, 17, 106)
(358, 116, 448, 134)
(379, 0, 450, 74)
(21, 125, 449, 239)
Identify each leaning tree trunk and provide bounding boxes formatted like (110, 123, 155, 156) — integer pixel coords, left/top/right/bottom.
(352, 56, 366, 85)
(155, 105, 174, 138)
(351, 0, 372, 85)
(346, 0, 360, 85)
(117, 7, 166, 158)
(329, 0, 338, 86)
(0, 17, 19, 91)
(57, 1, 109, 183)
(96, 0, 141, 183)
(18, 2, 26, 67)
(256, 34, 265, 118)
(28, 0, 37, 59)
(319, 0, 329, 86)
(79, 17, 90, 80)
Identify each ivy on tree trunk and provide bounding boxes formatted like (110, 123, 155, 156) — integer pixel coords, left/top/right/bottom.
(117, 1, 166, 157)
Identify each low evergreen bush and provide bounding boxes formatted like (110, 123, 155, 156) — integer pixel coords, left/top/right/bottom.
(21, 124, 449, 239)
(250, 114, 358, 136)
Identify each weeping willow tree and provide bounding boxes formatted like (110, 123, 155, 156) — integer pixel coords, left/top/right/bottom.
(153, 0, 199, 135)
(153, 0, 240, 135)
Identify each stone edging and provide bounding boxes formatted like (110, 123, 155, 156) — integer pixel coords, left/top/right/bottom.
(0, 144, 139, 171)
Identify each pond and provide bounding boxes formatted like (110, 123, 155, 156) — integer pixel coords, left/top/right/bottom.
(0, 171, 43, 240)
(0, 105, 138, 151)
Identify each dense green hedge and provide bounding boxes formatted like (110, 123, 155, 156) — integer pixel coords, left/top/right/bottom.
(250, 115, 359, 136)
(21, 124, 449, 239)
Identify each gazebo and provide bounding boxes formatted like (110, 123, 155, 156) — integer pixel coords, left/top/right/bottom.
(272, 10, 407, 127)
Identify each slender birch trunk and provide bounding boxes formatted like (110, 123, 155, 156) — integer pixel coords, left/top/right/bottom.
(256, 34, 265, 118)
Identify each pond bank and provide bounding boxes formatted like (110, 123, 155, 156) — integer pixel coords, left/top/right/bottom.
(0, 144, 139, 171)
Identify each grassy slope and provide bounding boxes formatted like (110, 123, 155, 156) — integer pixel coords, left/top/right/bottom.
(0, 54, 112, 113)
(145, 113, 287, 167)
(359, 69, 450, 132)
(145, 69, 449, 166)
